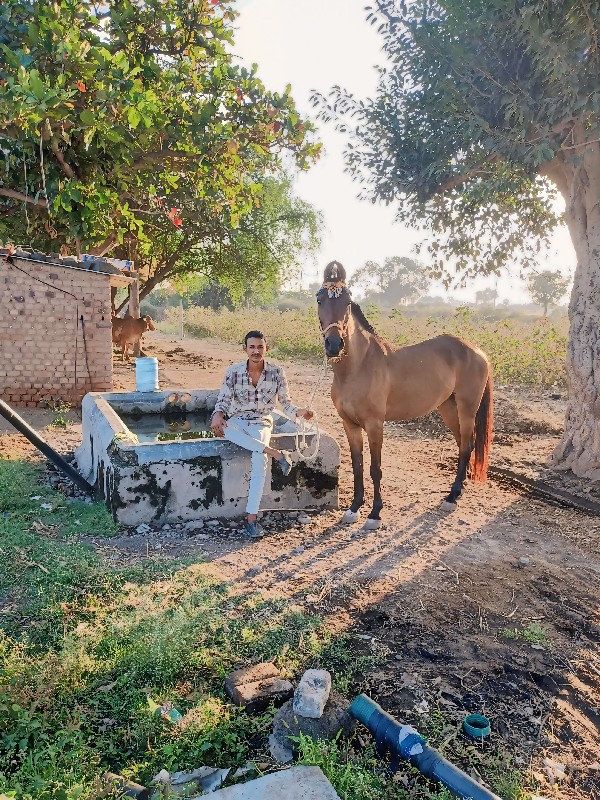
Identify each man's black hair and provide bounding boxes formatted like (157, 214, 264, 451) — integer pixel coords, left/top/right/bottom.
(244, 330, 266, 346)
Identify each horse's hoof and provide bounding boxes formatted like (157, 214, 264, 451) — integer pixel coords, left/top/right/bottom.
(342, 509, 360, 524)
(440, 500, 458, 513)
(362, 517, 382, 531)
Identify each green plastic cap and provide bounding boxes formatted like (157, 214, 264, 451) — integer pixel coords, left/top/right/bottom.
(463, 713, 491, 739)
(349, 694, 377, 726)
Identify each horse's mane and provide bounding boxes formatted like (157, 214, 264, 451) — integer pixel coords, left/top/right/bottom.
(350, 301, 376, 334)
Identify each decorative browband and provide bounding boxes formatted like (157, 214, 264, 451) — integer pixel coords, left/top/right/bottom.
(322, 281, 347, 299)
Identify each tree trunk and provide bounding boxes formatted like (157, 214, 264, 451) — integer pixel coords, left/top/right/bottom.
(547, 130, 600, 478)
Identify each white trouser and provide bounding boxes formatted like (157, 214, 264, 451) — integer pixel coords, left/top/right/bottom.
(223, 417, 272, 515)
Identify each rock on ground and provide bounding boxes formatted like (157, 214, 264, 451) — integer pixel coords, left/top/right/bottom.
(273, 691, 356, 755)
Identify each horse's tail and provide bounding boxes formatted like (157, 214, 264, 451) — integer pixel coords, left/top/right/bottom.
(471, 372, 493, 482)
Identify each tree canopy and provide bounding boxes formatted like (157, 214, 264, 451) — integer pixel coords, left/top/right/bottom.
(349, 256, 430, 305)
(527, 269, 570, 315)
(316, 0, 600, 477)
(0, 0, 320, 255)
(474, 288, 498, 307)
(158, 174, 323, 309)
(316, 0, 598, 279)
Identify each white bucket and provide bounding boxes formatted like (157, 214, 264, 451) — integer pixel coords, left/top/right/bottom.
(135, 357, 159, 392)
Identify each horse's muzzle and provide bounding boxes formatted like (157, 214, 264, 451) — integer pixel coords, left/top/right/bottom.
(324, 334, 344, 358)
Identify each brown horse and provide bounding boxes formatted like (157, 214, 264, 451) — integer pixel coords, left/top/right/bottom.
(317, 261, 493, 528)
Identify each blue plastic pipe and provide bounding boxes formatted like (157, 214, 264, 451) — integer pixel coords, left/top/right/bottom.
(349, 695, 502, 800)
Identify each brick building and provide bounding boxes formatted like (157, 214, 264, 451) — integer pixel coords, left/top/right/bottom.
(0, 255, 133, 407)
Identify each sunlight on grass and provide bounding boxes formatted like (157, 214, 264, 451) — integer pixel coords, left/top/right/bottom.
(295, 733, 454, 800)
(0, 459, 529, 800)
(0, 460, 368, 799)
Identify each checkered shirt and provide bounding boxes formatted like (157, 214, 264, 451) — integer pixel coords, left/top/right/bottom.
(212, 360, 298, 426)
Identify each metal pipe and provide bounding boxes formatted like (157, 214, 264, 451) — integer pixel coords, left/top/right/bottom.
(349, 695, 502, 800)
(0, 399, 94, 494)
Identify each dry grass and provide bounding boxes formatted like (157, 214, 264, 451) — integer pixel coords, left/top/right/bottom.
(161, 304, 568, 387)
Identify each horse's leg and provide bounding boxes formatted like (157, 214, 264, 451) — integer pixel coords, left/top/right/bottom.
(438, 396, 460, 446)
(341, 419, 364, 523)
(438, 395, 475, 509)
(363, 419, 384, 529)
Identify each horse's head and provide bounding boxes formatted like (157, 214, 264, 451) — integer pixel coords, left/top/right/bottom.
(317, 261, 351, 358)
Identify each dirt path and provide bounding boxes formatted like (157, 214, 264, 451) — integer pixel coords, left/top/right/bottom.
(2, 331, 599, 799)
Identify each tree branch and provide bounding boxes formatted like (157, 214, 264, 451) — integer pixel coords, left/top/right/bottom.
(88, 234, 118, 256)
(114, 234, 194, 313)
(51, 140, 76, 178)
(0, 205, 24, 217)
(0, 189, 47, 207)
(538, 157, 568, 199)
(122, 150, 200, 173)
(425, 163, 499, 198)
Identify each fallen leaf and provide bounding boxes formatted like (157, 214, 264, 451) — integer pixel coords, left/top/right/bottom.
(27, 561, 49, 574)
(96, 681, 117, 693)
(31, 520, 59, 536)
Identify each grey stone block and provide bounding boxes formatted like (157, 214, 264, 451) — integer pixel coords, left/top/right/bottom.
(268, 733, 294, 764)
(293, 669, 332, 718)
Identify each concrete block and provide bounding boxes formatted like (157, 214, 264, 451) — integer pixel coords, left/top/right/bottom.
(209, 766, 340, 799)
(268, 733, 295, 764)
(75, 390, 339, 525)
(293, 670, 332, 719)
(225, 662, 293, 713)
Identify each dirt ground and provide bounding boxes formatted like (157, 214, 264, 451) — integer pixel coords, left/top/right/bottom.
(1, 331, 599, 800)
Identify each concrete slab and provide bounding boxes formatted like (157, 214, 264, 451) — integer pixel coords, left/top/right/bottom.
(209, 766, 340, 799)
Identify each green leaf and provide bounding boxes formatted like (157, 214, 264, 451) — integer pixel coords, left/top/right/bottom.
(29, 71, 45, 100)
(126, 107, 141, 129)
(79, 109, 96, 126)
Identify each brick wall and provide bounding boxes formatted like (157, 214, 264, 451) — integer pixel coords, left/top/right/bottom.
(0, 257, 118, 407)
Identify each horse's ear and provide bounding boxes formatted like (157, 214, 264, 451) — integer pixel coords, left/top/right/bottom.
(324, 261, 346, 283)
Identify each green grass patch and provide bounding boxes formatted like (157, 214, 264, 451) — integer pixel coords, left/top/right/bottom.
(418, 710, 528, 800)
(0, 458, 122, 648)
(0, 458, 371, 800)
(0, 458, 528, 800)
(501, 622, 549, 645)
(296, 733, 453, 800)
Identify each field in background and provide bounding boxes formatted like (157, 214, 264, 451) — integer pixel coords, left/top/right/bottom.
(159, 304, 568, 388)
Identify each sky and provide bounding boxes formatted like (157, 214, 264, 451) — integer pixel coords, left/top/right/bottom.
(234, 0, 576, 304)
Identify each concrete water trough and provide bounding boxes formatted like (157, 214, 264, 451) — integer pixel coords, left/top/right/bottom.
(75, 390, 340, 526)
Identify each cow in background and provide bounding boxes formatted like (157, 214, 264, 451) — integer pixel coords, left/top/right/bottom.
(111, 314, 156, 360)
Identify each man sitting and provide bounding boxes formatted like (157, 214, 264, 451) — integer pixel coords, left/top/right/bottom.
(210, 330, 313, 538)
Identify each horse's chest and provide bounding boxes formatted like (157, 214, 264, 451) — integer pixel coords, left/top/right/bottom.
(332, 377, 383, 424)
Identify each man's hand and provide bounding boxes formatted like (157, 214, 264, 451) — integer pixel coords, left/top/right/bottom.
(296, 408, 314, 421)
(211, 411, 227, 437)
